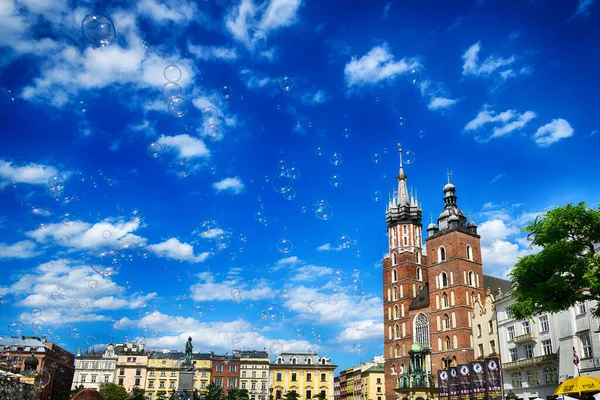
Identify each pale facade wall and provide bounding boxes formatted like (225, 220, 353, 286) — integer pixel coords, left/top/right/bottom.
(116, 353, 148, 393)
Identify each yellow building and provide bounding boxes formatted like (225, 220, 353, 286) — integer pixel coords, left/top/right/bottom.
(145, 351, 212, 400)
(334, 357, 385, 400)
(270, 352, 337, 400)
(360, 364, 384, 400)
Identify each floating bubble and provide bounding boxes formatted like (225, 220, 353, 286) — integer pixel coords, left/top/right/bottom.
(329, 174, 342, 188)
(372, 153, 381, 163)
(279, 76, 294, 91)
(260, 304, 282, 320)
(77, 100, 87, 113)
(164, 65, 182, 82)
(29, 206, 52, 228)
(90, 249, 121, 277)
(300, 206, 307, 213)
(88, 280, 98, 289)
(30, 308, 42, 318)
(167, 97, 188, 117)
(282, 189, 296, 200)
(130, 209, 144, 224)
(254, 211, 267, 223)
(60, 213, 76, 227)
(329, 152, 342, 166)
(102, 230, 111, 239)
(272, 171, 293, 194)
(417, 129, 425, 139)
(371, 191, 382, 202)
(287, 167, 300, 180)
(307, 301, 319, 313)
(206, 124, 222, 139)
(341, 128, 351, 139)
(294, 328, 304, 338)
(353, 343, 366, 354)
(8, 321, 24, 335)
(403, 149, 416, 164)
(162, 82, 182, 99)
(34, 369, 51, 389)
(172, 159, 192, 178)
(219, 86, 233, 99)
(137, 302, 157, 318)
(48, 176, 64, 189)
(277, 238, 294, 253)
(60, 236, 70, 244)
(215, 234, 230, 250)
(49, 184, 75, 204)
(119, 241, 139, 262)
(316, 147, 323, 157)
(32, 319, 44, 333)
(140, 39, 149, 49)
(313, 200, 333, 221)
(277, 160, 287, 170)
(69, 327, 83, 339)
(202, 106, 219, 121)
(279, 288, 291, 300)
(231, 288, 243, 302)
(81, 14, 116, 47)
(195, 304, 206, 317)
(330, 269, 346, 285)
(407, 68, 422, 84)
(173, 295, 187, 310)
(398, 116, 405, 126)
(337, 235, 351, 248)
(270, 342, 284, 355)
(147, 142, 162, 158)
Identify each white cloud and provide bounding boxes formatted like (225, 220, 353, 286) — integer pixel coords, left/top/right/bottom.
(224, 0, 301, 54)
(239, 68, 276, 89)
(137, 0, 199, 24)
(462, 41, 516, 78)
(337, 319, 383, 342)
(0, 159, 61, 189)
(187, 43, 238, 62)
(300, 89, 330, 105)
(478, 219, 519, 245)
(189, 272, 275, 302)
(0, 240, 41, 259)
(572, 0, 595, 18)
(316, 243, 343, 252)
(199, 228, 225, 239)
(152, 238, 209, 263)
(271, 256, 302, 271)
(156, 134, 210, 159)
(213, 177, 245, 194)
(428, 96, 459, 110)
(464, 106, 536, 141)
(290, 265, 334, 282)
(344, 44, 420, 87)
(532, 118, 574, 147)
(490, 173, 506, 184)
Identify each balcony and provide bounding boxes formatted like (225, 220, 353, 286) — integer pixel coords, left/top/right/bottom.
(513, 332, 536, 344)
(502, 353, 558, 370)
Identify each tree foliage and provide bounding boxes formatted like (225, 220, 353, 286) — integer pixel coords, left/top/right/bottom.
(99, 382, 129, 400)
(130, 387, 146, 400)
(204, 383, 224, 400)
(283, 391, 300, 400)
(227, 389, 250, 400)
(509, 203, 600, 319)
(314, 392, 327, 400)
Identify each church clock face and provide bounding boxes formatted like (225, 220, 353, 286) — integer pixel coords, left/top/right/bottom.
(487, 359, 498, 371)
(460, 365, 469, 376)
(440, 371, 448, 381)
(473, 363, 483, 374)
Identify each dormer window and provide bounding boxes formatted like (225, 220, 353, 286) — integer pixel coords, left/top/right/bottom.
(277, 357, 282, 364)
(292, 357, 297, 364)
(306, 358, 312, 365)
(320, 358, 326, 365)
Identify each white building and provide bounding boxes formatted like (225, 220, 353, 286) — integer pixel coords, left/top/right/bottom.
(72, 344, 118, 391)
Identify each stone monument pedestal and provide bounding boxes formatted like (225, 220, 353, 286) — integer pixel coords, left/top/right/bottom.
(173, 369, 195, 400)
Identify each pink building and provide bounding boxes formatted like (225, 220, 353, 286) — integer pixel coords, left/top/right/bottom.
(115, 342, 148, 393)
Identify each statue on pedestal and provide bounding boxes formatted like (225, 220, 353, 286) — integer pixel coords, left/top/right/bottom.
(184, 337, 193, 366)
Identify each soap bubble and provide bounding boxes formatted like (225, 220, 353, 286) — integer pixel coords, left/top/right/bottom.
(34, 369, 51, 389)
(313, 200, 333, 221)
(69, 327, 83, 339)
(173, 295, 187, 310)
(88, 280, 98, 289)
(403, 149, 416, 164)
(270, 342, 284, 355)
(231, 288, 243, 302)
(279, 76, 294, 91)
(254, 211, 267, 223)
(215, 234, 230, 250)
(277, 238, 294, 253)
(260, 304, 282, 320)
(372, 153, 381, 163)
(167, 97, 188, 117)
(272, 171, 293, 194)
(287, 167, 300, 180)
(32, 319, 44, 333)
(48, 176, 64, 189)
(329, 174, 342, 188)
(329, 152, 342, 166)
(81, 14, 116, 47)
(282, 189, 296, 200)
(162, 82, 182, 99)
(130, 209, 144, 224)
(417, 129, 425, 139)
(147, 142, 162, 158)
(398, 116, 405, 126)
(164, 65, 182, 82)
(371, 191, 382, 201)
(137, 302, 157, 318)
(330, 269, 346, 285)
(90, 249, 121, 277)
(195, 304, 206, 317)
(61, 213, 76, 226)
(30, 308, 42, 318)
(172, 159, 191, 177)
(407, 68, 421, 84)
(8, 321, 24, 335)
(341, 128, 351, 139)
(119, 241, 140, 262)
(49, 184, 75, 204)
(219, 86, 233, 99)
(102, 230, 111, 239)
(337, 235, 351, 248)
(78, 100, 88, 113)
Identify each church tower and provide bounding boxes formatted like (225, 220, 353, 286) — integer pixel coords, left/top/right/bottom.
(425, 174, 485, 373)
(383, 145, 428, 400)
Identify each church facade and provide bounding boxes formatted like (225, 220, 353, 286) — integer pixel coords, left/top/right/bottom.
(382, 148, 488, 400)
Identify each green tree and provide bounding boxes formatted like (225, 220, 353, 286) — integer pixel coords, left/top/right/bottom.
(130, 387, 146, 400)
(99, 382, 129, 400)
(314, 392, 326, 400)
(156, 392, 167, 400)
(204, 383, 225, 400)
(509, 202, 600, 319)
(283, 391, 300, 400)
(227, 389, 250, 400)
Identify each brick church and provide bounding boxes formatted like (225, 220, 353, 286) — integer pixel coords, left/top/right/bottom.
(382, 146, 506, 400)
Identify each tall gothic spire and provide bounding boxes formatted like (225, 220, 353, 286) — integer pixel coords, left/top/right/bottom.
(397, 143, 410, 206)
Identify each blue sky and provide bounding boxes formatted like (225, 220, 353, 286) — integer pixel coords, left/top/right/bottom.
(1, 0, 599, 372)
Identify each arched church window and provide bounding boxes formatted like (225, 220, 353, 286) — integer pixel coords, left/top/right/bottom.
(440, 272, 448, 287)
(392, 269, 397, 282)
(466, 245, 473, 261)
(414, 313, 430, 348)
(416, 267, 423, 281)
(392, 253, 397, 265)
(438, 246, 446, 262)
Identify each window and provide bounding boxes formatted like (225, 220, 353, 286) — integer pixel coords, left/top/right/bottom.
(262, 383, 266, 390)
(291, 373, 297, 382)
(81, 375, 87, 383)
(468, 271, 475, 286)
(443, 314, 450, 330)
(135, 378, 140, 386)
(251, 382, 256, 390)
(228, 378, 237, 388)
(440, 272, 448, 288)
(252, 371, 256, 378)
(170, 382, 175, 388)
(393, 286, 398, 301)
(104, 375, 110, 383)
(149, 381, 155, 388)
(539, 315, 549, 332)
(414, 313, 430, 348)
(91, 375, 97, 383)
(507, 326, 515, 341)
(136, 368, 141, 376)
(544, 366, 558, 384)
(466, 245, 473, 261)
(509, 348, 518, 362)
(230, 365, 236, 372)
(377, 387, 382, 393)
(416, 267, 423, 281)
(578, 302, 587, 315)
(276, 390, 282, 400)
(276, 372, 282, 381)
(171, 371, 176, 377)
(438, 247, 446, 262)
(581, 333, 593, 358)
(542, 339, 552, 355)
(489, 340, 496, 354)
(262, 371, 266, 378)
(442, 293, 449, 308)
(147, 395, 152, 400)
(511, 372, 522, 388)
(306, 358, 312, 364)
(118, 378, 124, 385)
(527, 369, 539, 386)
(160, 371, 166, 377)
(525, 344, 534, 358)
(242, 382, 246, 389)
(202, 371, 207, 377)
(477, 324, 482, 337)
(478, 344, 484, 357)
(395, 323, 400, 338)
(242, 371, 246, 378)
(321, 373, 326, 382)
(201, 382, 207, 388)
(214, 377, 223, 387)
(120, 368, 125, 375)
(392, 269, 397, 282)
(394, 305, 399, 319)
(488, 320, 494, 333)
(307, 373, 312, 382)
(392, 252, 397, 265)
(159, 382, 165, 388)
(306, 390, 312, 400)
(216, 365, 223, 372)
(523, 320, 531, 334)
(150, 370, 155, 376)
(416, 251, 421, 264)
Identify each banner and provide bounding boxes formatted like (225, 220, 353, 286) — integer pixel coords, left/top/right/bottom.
(458, 364, 473, 400)
(449, 367, 460, 400)
(469, 361, 486, 400)
(438, 369, 449, 399)
(485, 358, 502, 400)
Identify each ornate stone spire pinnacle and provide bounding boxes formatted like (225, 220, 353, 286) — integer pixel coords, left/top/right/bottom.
(397, 143, 409, 206)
